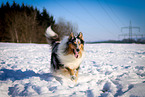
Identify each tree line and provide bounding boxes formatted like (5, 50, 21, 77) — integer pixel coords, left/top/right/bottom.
(0, 2, 77, 43)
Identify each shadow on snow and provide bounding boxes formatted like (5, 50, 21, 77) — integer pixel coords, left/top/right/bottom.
(0, 68, 53, 82)
(0, 68, 55, 96)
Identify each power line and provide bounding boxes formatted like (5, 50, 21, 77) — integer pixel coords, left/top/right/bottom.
(54, 0, 105, 40)
(37, 0, 118, 41)
(77, 0, 116, 36)
(54, 0, 89, 24)
(103, 0, 126, 26)
(97, 0, 120, 30)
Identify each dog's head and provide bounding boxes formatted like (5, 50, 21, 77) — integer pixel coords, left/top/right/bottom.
(66, 32, 84, 58)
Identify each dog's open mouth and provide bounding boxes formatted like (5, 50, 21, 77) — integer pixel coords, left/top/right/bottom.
(73, 49, 79, 58)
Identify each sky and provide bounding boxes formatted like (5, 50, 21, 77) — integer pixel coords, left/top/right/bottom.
(1, 0, 145, 41)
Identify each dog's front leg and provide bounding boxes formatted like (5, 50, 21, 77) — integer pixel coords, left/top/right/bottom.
(64, 67, 75, 80)
(71, 66, 80, 82)
(69, 69, 76, 81)
(74, 66, 80, 82)
(65, 66, 80, 82)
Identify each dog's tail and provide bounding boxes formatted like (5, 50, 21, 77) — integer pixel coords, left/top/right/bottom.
(45, 26, 59, 45)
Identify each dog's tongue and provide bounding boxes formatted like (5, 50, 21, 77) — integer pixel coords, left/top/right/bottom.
(74, 49, 79, 58)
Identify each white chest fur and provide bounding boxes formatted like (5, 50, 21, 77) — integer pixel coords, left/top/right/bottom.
(57, 53, 84, 69)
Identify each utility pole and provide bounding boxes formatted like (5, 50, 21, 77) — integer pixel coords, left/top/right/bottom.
(120, 20, 140, 40)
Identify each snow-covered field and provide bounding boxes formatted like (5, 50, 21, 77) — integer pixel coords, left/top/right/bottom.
(0, 43, 145, 97)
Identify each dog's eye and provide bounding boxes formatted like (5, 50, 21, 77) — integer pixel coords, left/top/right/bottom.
(72, 42, 77, 46)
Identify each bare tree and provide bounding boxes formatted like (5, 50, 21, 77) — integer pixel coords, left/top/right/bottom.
(53, 18, 78, 40)
(5, 11, 19, 42)
(5, 10, 38, 43)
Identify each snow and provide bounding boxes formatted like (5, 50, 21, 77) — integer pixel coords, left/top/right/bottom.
(0, 43, 145, 97)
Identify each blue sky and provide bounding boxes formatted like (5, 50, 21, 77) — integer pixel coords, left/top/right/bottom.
(1, 0, 145, 41)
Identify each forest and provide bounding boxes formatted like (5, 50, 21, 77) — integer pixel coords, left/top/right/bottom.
(0, 2, 77, 43)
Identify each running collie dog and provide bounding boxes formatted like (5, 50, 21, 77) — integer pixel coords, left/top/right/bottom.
(45, 26, 85, 82)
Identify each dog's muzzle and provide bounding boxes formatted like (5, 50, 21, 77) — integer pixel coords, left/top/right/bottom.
(73, 49, 80, 58)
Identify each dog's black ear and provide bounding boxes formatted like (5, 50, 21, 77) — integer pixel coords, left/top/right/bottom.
(78, 32, 83, 40)
(69, 32, 74, 40)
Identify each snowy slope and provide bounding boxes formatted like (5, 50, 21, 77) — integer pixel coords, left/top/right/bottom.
(0, 43, 145, 97)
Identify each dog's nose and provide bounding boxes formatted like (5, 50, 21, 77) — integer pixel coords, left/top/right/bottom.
(76, 49, 80, 52)
(71, 75, 76, 80)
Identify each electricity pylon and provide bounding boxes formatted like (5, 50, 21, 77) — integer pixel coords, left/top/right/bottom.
(119, 21, 140, 40)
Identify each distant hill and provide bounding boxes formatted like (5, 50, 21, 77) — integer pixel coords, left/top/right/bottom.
(86, 38, 145, 44)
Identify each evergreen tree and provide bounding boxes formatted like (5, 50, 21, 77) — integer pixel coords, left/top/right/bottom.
(0, 2, 55, 43)
(0, 2, 77, 43)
